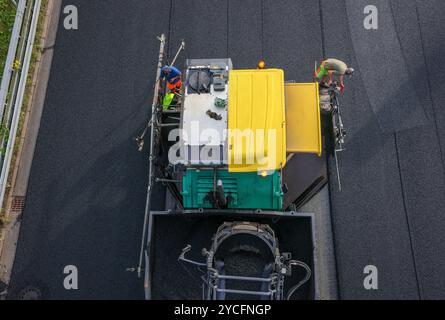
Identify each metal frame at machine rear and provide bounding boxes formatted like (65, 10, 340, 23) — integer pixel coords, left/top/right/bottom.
(143, 209, 318, 300)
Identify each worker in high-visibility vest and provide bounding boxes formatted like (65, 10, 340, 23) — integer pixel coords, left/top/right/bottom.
(315, 58, 354, 93)
(160, 66, 182, 92)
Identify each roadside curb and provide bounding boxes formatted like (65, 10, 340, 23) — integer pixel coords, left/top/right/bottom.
(0, 0, 62, 294)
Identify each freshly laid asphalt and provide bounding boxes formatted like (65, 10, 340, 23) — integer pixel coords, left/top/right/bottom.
(7, 0, 445, 299)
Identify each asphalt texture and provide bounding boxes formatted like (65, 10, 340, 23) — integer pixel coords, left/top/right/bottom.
(7, 0, 445, 299)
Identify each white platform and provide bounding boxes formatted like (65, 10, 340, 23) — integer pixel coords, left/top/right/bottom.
(181, 84, 228, 165)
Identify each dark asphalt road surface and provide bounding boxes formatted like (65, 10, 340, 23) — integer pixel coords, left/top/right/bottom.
(8, 0, 445, 299)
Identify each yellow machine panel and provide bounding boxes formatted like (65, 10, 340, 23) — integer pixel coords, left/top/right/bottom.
(228, 69, 287, 173)
(285, 83, 322, 156)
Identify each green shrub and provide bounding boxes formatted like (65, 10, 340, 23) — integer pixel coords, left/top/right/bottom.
(0, 0, 16, 76)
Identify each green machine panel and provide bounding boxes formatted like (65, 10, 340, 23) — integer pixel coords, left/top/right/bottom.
(182, 169, 283, 210)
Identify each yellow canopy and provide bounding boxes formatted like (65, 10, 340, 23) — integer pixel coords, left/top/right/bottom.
(285, 83, 322, 156)
(228, 69, 287, 173)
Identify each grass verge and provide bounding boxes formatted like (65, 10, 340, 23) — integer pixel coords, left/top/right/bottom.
(0, 0, 16, 77)
(0, 0, 48, 230)
(0, 0, 16, 229)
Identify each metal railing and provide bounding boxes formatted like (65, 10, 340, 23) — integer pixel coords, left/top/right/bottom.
(0, 0, 42, 209)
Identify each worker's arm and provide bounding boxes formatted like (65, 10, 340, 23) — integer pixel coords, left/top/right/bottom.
(339, 74, 345, 93)
(339, 74, 345, 86)
(169, 75, 181, 83)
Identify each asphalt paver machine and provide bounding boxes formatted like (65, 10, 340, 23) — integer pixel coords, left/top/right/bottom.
(136, 35, 331, 300)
